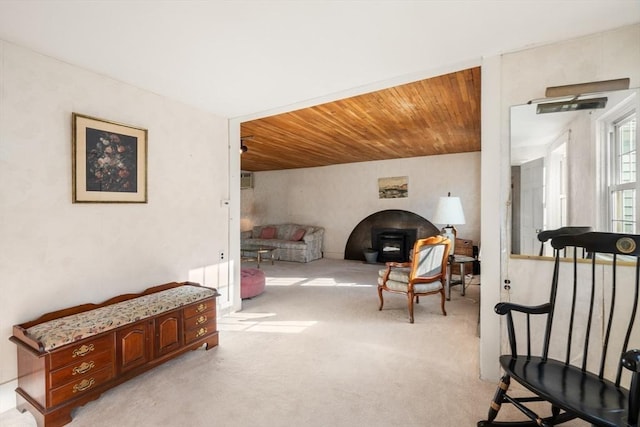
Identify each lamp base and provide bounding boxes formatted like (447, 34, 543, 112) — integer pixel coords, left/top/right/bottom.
(441, 225, 457, 255)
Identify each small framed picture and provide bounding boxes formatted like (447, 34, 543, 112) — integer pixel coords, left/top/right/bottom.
(378, 176, 408, 199)
(72, 113, 148, 203)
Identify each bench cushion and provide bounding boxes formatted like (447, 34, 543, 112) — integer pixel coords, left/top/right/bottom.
(26, 285, 217, 351)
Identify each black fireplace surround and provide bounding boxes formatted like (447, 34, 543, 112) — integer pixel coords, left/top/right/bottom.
(344, 209, 439, 263)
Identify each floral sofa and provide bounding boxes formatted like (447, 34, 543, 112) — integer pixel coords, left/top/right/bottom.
(241, 224, 324, 263)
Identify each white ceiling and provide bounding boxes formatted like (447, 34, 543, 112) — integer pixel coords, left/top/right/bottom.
(0, 1, 638, 119)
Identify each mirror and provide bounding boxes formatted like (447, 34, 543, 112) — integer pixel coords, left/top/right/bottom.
(511, 87, 639, 257)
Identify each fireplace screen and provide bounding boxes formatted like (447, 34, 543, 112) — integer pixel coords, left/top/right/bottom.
(372, 228, 417, 263)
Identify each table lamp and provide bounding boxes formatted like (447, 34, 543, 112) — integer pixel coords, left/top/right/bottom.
(432, 192, 466, 254)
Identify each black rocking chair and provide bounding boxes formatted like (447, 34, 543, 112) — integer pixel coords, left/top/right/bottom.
(537, 226, 593, 257)
(479, 232, 640, 426)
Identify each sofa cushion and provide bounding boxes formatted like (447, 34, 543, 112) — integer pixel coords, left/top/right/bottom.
(274, 240, 307, 250)
(276, 224, 297, 240)
(259, 226, 276, 239)
(291, 228, 306, 241)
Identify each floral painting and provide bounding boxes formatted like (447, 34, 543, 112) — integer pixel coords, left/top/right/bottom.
(86, 129, 138, 193)
(73, 114, 147, 203)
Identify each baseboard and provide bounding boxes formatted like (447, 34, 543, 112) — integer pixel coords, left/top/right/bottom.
(0, 379, 17, 413)
(322, 252, 342, 259)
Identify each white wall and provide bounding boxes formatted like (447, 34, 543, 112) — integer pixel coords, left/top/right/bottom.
(479, 54, 503, 380)
(491, 24, 640, 372)
(0, 41, 230, 411)
(241, 152, 481, 259)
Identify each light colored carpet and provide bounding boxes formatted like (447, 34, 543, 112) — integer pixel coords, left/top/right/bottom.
(1, 258, 588, 426)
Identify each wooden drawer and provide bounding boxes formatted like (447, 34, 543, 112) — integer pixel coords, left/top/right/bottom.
(183, 299, 214, 318)
(49, 366, 113, 407)
(184, 321, 215, 345)
(49, 334, 114, 370)
(183, 308, 214, 330)
(49, 349, 113, 389)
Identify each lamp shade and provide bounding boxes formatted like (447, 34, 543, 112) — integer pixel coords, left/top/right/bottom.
(432, 196, 466, 226)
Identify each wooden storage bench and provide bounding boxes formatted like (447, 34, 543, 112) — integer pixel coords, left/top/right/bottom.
(10, 281, 219, 427)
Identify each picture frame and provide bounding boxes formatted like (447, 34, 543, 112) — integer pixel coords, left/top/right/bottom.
(378, 176, 408, 199)
(72, 113, 148, 203)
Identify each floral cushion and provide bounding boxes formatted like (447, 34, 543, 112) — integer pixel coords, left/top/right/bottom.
(26, 285, 217, 351)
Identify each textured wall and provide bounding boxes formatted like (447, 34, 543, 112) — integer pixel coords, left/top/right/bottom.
(241, 152, 481, 259)
(0, 40, 229, 410)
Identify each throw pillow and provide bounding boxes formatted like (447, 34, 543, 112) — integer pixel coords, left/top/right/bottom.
(291, 228, 306, 241)
(259, 226, 277, 239)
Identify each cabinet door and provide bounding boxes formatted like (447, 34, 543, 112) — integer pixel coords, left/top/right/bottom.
(155, 311, 182, 357)
(116, 321, 150, 374)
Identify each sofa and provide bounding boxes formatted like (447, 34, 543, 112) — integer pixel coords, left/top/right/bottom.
(241, 224, 324, 263)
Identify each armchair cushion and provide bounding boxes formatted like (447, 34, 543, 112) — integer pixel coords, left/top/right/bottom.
(377, 267, 443, 293)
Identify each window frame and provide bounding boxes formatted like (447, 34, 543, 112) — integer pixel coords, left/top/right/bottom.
(604, 104, 638, 233)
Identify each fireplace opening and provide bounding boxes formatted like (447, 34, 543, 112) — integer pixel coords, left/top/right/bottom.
(343, 209, 439, 262)
(372, 228, 417, 263)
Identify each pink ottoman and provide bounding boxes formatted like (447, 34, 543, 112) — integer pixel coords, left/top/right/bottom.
(241, 268, 266, 299)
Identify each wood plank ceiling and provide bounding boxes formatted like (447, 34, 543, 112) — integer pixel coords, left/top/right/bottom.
(240, 67, 480, 172)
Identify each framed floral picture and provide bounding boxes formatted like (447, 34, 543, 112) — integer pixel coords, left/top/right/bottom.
(72, 113, 148, 203)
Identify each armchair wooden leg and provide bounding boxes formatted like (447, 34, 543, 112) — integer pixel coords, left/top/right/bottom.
(377, 286, 384, 311)
(407, 292, 415, 323)
(440, 289, 447, 316)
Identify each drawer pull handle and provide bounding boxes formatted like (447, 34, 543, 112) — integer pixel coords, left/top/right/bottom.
(196, 315, 207, 325)
(196, 303, 207, 313)
(73, 378, 95, 393)
(72, 344, 95, 358)
(196, 327, 208, 338)
(72, 361, 95, 375)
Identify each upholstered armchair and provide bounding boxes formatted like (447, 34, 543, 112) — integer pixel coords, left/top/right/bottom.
(377, 235, 451, 323)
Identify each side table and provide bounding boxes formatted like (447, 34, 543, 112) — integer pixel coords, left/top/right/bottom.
(446, 254, 475, 300)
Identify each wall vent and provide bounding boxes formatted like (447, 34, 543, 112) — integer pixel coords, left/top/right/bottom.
(240, 171, 253, 189)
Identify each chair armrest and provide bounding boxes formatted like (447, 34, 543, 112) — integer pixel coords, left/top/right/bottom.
(494, 302, 551, 316)
(386, 262, 411, 268)
(623, 349, 640, 425)
(495, 302, 552, 358)
(622, 349, 640, 372)
(241, 230, 253, 240)
(302, 228, 324, 243)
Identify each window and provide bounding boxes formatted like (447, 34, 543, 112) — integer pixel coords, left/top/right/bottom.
(608, 111, 637, 232)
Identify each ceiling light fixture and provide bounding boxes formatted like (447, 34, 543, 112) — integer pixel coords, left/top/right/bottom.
(240, 136, 252, 154)
(533, 78, 629, 115)
(544, 78, 629, 98)
(536, 97, 608, 114)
